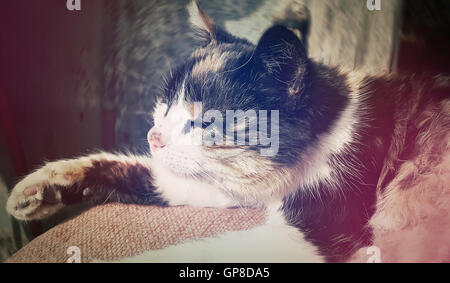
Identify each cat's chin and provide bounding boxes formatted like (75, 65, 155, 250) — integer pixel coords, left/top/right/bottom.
(150, 148, 200, 178)
(157, 164, 203, 181)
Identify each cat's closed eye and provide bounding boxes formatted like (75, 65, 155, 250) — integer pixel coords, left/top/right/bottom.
(182, 119, 213, 134)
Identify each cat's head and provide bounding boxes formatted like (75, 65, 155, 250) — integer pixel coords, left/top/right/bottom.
(148, 2, 340, 190)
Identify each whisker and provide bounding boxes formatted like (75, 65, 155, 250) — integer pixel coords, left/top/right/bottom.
(102, 189, 116, 205)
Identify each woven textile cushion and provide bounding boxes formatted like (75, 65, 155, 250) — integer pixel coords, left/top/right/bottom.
(5, 204, 266, 263)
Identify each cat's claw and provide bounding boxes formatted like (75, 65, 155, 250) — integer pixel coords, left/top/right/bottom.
(6, 170, 64, 221)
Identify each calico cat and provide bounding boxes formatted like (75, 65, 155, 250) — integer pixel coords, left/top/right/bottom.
(6, 2, 450, 262)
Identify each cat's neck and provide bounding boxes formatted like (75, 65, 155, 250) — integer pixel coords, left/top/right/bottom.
(280, 68, 394, 262)
(313, 70, 397, 193)
(286, 68, 372, 194)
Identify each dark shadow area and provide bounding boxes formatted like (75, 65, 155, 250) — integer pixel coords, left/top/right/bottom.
(398, 0, 450, 73)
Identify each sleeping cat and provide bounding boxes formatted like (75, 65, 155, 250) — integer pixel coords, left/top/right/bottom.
(6, 2, 450, 262)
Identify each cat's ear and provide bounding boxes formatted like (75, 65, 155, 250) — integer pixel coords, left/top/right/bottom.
(187, 1, 217, 42)
(253, 26, 309, 97)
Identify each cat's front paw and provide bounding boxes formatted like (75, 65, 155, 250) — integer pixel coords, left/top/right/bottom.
(6, 160, 85, 221)
(6, 181, 63, 222)
(6, 171, 64, 221)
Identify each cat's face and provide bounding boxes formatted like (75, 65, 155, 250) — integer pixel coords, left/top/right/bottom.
(148, 42, 270, 177)
(148, 3, 324, 186)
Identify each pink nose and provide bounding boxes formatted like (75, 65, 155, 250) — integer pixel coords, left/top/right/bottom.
(148, 130, 166, 150)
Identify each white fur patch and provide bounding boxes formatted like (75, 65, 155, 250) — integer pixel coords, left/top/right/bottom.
(152, 102, 168, 126)
(150, 158, 235, 208)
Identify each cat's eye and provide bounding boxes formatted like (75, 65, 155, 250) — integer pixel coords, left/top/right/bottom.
(202, 121, 213, 129)
(182, 119, 214, 134)
(182, 120, 195, 134)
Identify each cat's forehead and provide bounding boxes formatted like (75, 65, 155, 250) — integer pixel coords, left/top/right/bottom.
(189, 44, 244, 77)
(155, 80, 190, 118)
(160, 41, 254, 108)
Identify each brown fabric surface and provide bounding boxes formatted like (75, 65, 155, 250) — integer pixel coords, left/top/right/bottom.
(5, 204, 266, 263)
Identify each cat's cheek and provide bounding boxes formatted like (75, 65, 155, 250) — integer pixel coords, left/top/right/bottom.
(152, 103, 168, 124)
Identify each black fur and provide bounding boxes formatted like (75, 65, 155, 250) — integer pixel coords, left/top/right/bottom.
(160, 26, 348, 166)
(159, 20, 449, 262)
(283, 74, 450, 262)
(60, 160, 168, 207)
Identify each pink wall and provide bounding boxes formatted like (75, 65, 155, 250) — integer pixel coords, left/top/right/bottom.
(0, 0, 106, 174)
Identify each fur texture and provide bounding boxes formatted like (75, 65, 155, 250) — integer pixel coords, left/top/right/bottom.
(6, 2, 450, 262)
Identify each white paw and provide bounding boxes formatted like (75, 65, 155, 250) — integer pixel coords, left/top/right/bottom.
(6, 167, 65, 221)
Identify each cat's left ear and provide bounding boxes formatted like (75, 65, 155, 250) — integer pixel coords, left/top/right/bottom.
(253, 26, 310, 97)
(187, 1, 217, 42)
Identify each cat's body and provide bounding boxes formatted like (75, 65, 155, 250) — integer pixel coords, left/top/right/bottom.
(6, 2, 450, 262)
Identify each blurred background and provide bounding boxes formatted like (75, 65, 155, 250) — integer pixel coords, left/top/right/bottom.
(0, 0, 449, 261)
